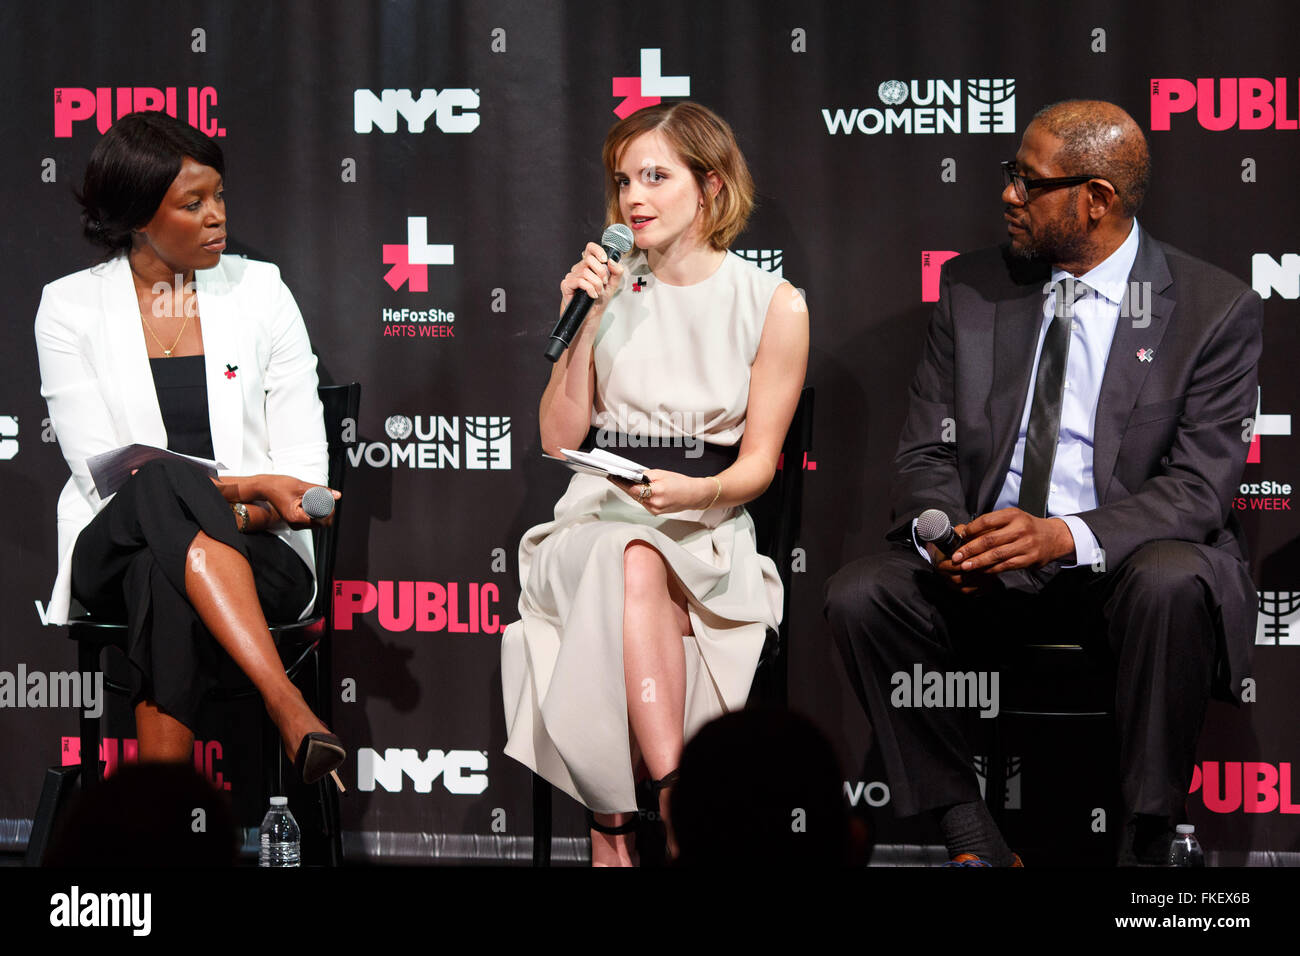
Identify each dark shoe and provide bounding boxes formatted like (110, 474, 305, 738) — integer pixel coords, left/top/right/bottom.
(942, 852, 1024, 867)
(294, 732, 346, 791)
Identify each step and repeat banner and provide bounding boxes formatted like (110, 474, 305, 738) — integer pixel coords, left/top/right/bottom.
(1, 1, 1297, 863)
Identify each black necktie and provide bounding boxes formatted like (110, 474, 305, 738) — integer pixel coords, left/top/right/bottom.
(1018, 278, 1088, 517)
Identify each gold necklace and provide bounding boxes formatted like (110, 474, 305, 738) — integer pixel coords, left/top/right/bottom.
(140, 305, 193, 357)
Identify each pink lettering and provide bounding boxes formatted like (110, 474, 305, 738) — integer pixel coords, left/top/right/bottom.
(1243, 761, 1278, 813)
(333, 580, 377, 630)
(1196, 78, 1237, 131)
(447, 583, 469, 633)
(1150, 78, 1197, 130)
(1276, 77, 1299, 130)
(1200, 761, 1242, 813)
(1283, 764, 1300, 813)
(378, 580, 414, 630)
(53, 88, 96, 137)
(133, 87, 167, 114)
(481, 582, 500, 634)
(417, 582, 447, 631)
(1239, 78, 1274, 130)
(921, 251, 959, 303)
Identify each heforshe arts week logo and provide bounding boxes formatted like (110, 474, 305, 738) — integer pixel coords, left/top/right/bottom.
(380, 216, 458, 339)
(823, 78, 1016, 134)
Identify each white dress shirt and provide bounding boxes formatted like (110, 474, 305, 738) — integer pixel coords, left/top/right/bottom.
(913, 221, 1141, 568)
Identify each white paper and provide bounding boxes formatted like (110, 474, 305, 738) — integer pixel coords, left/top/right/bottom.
(86, 444, 226, 498)
(545, 447, 649, 483)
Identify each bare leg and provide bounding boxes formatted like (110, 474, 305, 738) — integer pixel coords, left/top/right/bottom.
(134, 699, 194, 762)
(183, 531, 329, 761)
(590, 542, 690, 865)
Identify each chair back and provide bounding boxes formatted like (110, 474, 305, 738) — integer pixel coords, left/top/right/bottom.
(748, 387, 814, 624)
(745, 387, 814, 704)
(310, 383, 361, 619)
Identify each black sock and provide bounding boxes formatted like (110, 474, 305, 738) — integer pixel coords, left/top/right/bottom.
(937, 801, 1016, 866)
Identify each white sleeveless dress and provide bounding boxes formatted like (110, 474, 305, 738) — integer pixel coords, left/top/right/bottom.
(501, 251, 786, 814)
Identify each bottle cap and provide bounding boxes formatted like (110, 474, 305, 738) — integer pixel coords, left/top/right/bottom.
(1176, 824, 1195, 833)
(270, 796, 288, 806)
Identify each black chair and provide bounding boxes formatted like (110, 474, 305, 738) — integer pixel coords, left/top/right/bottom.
(983, 640, 1116, 860)
(26, 382, 360, 867)
(529, 387, 814, 865)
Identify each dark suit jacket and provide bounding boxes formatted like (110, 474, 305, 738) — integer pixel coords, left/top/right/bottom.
(887, 227, 1263, 701)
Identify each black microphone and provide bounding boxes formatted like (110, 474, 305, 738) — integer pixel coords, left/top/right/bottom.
(544, 224, 635, 362)
(916, 508, 964, 558)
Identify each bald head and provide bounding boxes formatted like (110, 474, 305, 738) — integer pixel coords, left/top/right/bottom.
(1031, 100, 1150, 217)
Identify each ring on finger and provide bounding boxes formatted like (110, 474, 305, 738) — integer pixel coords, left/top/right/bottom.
(639, 483, 653, 502)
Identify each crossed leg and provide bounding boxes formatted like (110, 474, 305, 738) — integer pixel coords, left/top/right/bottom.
(590, 541, 691, 867)
(133, 531, 331, 765)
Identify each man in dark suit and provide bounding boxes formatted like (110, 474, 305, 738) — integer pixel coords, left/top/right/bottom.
(825, 100, 1261, 866)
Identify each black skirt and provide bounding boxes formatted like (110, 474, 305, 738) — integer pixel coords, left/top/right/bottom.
(70, 458, 314, 729)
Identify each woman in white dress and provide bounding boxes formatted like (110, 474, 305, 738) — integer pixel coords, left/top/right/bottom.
(501, 102, 808, 865)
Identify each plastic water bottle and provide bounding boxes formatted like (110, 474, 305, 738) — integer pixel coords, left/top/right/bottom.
(1168, 824, 1205, 867)
(259, 796, 301, 867)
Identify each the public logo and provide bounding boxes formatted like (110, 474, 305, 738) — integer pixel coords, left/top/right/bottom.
(1136, 348, 1155, 363)
(823, 79, 1016, 136)
(383, 216, 454, 292)
(1190, 761, 1300, 813)
(354, 88, 481, 133)
(612, 48, 690, 118)
(1151, 78, 1300, 131)
(54, 87, 224, 137)
(335, 581, 502, 634)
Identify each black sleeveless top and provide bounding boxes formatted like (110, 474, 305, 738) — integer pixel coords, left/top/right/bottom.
(149, 355, 216, 460)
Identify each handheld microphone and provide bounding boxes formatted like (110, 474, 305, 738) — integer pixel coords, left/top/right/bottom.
(916, 508, 964, 558)
(302, 485, 336, 520)
(544, 224, 635, 362)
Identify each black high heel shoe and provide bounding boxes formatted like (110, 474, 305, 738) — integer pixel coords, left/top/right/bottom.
(293, 732, 347, 792)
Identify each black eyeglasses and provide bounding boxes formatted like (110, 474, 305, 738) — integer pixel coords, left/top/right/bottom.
(1001, 160, 1106, 203)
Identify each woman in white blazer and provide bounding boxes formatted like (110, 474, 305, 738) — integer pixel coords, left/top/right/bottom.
(35, 111, 345, 788)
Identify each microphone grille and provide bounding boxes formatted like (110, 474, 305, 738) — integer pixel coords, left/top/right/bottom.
(302, 485, 335, 519)
(915, 508, 951, 543)
(602, 223, 634, 256)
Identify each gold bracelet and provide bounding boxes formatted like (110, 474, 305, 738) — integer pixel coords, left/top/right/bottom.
(706, 476, 723, 509)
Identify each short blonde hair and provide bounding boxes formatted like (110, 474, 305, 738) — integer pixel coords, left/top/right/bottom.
(601, 102, 755, 251)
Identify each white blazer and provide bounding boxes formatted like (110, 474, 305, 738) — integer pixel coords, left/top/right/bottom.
(34, 254, 328, 626)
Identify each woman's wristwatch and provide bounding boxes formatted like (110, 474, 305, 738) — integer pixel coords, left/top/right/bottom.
(231, 502, 251, 533)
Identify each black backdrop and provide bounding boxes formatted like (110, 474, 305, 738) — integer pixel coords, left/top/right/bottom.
(1, 0, 1297, 864)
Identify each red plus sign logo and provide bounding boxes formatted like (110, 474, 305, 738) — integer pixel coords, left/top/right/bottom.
(612, 49, 690, 118)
